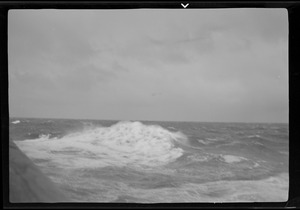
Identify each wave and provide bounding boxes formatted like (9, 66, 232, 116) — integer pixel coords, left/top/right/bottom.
(11, 120, 21, 124)
(220, 155, 248, 163)
(14, 121, 187, 169)
(247, 135, 262, 139)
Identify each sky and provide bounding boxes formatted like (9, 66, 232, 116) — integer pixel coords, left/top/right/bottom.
(8, 9, 288, 123)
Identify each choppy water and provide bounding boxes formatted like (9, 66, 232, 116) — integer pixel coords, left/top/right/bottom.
(10, 118, 289, 202)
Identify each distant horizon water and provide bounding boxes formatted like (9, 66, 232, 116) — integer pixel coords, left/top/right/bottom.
(9, 116, 289, 124)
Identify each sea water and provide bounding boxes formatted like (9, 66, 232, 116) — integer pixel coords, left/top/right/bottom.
(9, 118, 289, 202)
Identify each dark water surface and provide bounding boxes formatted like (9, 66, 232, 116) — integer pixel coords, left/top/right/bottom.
(10, 118, 289, 202)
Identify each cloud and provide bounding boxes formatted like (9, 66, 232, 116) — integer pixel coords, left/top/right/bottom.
(58, 64, 117, 92)
(8, 9, 288, 122)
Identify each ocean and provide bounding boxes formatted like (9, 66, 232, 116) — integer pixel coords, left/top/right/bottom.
(9, 118, 289, 202)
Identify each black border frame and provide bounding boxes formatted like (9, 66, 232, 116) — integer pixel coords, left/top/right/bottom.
(2, 1, 300, 209)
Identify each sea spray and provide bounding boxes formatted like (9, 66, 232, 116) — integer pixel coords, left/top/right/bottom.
(15, 121, 188, 168)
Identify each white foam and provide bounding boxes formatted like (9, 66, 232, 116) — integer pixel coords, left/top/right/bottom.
(221, 155, 247, 163)
(247, 135, 261, 138)
(205, 138, 225, 142)
(253, 141, 264, 145)
(15, 121, 187, 169)
(187, 154, 212, 162)
(12, 120, 20, 124)
(253, 163, 260, 168)
(197, 139, 211, 145)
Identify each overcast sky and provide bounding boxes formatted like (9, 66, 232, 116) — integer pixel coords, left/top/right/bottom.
(8, 9, 288, 123)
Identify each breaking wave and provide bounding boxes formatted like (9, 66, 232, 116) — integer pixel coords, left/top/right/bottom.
(14, 121, 187, 168)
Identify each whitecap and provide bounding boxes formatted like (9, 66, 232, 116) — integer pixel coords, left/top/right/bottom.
(220, 155, 247, 163)
(206, 138, 223, 141)
(168, 126, 176, 130)
(15, 121, 188, 169)
(197, 139, 211, 145)
(247, 135, 261, 138)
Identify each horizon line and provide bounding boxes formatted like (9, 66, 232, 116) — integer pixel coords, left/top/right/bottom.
(9, 116, 289, 124)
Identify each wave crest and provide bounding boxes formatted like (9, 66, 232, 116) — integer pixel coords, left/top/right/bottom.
(15, 121, 187, 168)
